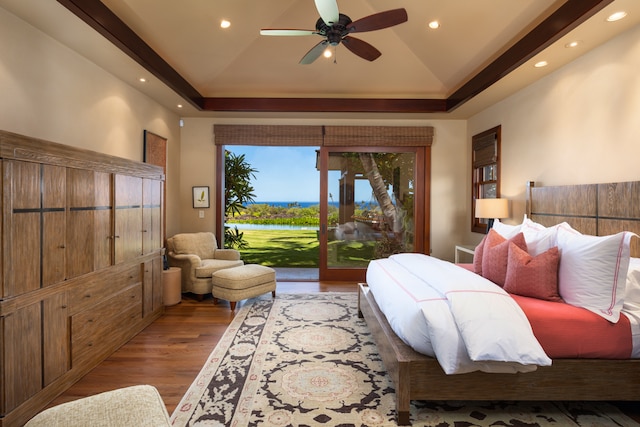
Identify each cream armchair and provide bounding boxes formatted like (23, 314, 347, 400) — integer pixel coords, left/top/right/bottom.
(166, 232, 243, 298)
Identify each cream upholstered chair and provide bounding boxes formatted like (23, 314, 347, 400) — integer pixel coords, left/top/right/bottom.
(166, 232, 243, 299)
(24, 385, 171, 427)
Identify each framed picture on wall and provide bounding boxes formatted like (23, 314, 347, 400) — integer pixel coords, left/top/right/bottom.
(192, 186, 210, 208)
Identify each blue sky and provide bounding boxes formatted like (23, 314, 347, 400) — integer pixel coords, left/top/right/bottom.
(229, 146, 322, 202)
(228, 146, 374, 204)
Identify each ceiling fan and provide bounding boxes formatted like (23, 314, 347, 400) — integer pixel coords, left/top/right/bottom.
(260, 0, 408, 64)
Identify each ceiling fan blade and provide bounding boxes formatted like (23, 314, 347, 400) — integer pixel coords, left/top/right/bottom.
(347, 8, 408, 33)
(314, 0, 339, 25)
(342, 36, 381, 61)
(260, 29, 316, 36)
(300, 40, 329, 65)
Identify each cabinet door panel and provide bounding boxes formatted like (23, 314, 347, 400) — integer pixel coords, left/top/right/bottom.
(10, 161, 40, 208)
(2, 303, 42, 413)
(10, 213, 40, 295)
(4, 161, 41, 296)
(142, 258, 163, 317)
(67, 168, 95, 277)
(66, 210, 93, 277)
(143, 260, 153, 317)
(115, 175, 142, 264)
(43, 211, 66, 286)
(152, 256, 163, 311)
(43, 292, 70, 386)
(42, 165, 66, 285)
(94, 172, 113, 269)
(143, 179, 162, 255)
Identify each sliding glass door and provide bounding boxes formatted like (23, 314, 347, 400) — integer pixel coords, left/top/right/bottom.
(319, 146, 424, 281)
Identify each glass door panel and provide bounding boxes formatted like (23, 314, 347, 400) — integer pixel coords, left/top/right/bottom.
(320, 147, 418, 281)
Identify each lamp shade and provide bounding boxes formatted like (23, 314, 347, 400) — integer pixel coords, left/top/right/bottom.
(475, 198, 509, 219)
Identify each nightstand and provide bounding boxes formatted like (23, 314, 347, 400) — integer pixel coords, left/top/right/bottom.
(454, 245, 476, 263)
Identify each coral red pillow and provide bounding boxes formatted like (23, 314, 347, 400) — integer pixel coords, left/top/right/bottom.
(481, 229, 527, 286)
(504, 243, 562, 302)
(473, 234, 487, 274)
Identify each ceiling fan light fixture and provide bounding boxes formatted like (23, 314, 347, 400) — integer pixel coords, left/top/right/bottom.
(261, 1, 407, 64)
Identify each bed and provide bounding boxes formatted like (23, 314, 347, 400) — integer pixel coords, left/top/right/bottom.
(358, 180, 640, 425)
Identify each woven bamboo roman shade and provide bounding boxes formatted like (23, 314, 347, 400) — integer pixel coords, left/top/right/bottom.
(323, 126, 433, 146)
(213, 125, 434, 147)
(213, 125, 323, 146)
(472, 132, 497, 168)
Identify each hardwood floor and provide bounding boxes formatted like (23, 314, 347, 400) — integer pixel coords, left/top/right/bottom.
(50, 281, 640, 422)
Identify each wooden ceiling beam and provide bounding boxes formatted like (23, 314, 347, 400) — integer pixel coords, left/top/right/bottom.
(446, 0, 614, 112)
(200, 98, 448, 113)
(56, 0, 204, 110)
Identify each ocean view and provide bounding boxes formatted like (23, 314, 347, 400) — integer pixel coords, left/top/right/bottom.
(249, 201, 339, 208)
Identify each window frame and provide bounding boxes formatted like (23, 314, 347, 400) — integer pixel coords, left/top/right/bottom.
(471, 126, 501, 233)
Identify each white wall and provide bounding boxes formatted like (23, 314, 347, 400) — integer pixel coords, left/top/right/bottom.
(0, 6, 182, 237)
(465, 23, 640, 247)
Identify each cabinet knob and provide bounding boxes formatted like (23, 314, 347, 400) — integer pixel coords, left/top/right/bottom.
(84, 294, 91, 298)
(59, 245, 66, 249)
(61, 305, 67, 309)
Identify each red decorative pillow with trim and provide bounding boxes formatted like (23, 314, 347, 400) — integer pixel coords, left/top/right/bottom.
(504, 243, 562, 302)
(473, 234, 487, 274)
(481, 229, 527, 286)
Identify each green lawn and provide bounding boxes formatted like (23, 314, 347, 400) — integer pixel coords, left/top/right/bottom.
(237, 229, 374, 268)
(238, 229, 319, 267)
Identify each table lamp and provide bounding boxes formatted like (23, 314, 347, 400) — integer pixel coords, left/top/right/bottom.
(475, 198, 509, 233)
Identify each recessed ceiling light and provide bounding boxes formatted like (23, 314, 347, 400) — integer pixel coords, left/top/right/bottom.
(177, 104, 183, 109)
(565, 40, 580, 48)
(607, 11, 627, 22)
(428, 20, 440, 29)
(534, 61, 548, 68)
(220, 19, 231, 29)
(139, 77, 146, 82)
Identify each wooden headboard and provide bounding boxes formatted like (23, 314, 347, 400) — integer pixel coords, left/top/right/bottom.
(526, 181, 640, 257)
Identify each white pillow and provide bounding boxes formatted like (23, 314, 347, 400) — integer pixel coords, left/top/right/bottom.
(556, 226, 634, 322)
(492, 218, 523, 238)
(522, 217, 546, 231)
(521, 221, 557, 257)
(624, 257, 640, 307)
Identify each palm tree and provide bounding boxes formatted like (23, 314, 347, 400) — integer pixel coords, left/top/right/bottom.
(224, 150, 257, 249)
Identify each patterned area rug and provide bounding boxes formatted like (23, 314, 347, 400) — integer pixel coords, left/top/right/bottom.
(171, 293, 638, 427)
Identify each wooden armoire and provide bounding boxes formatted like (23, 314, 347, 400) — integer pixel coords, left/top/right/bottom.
(0, 130, 166, 426)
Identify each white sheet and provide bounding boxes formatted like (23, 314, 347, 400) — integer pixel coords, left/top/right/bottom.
(366, 253, 552, 374)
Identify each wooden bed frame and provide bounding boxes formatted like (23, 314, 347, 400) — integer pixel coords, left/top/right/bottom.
(358, 180, 640, 425)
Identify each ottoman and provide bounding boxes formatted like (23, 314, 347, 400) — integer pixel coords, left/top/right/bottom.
(211, 264, 276, 310)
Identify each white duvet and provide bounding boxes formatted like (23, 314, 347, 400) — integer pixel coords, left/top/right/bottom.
(366, 253, 552, 375)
